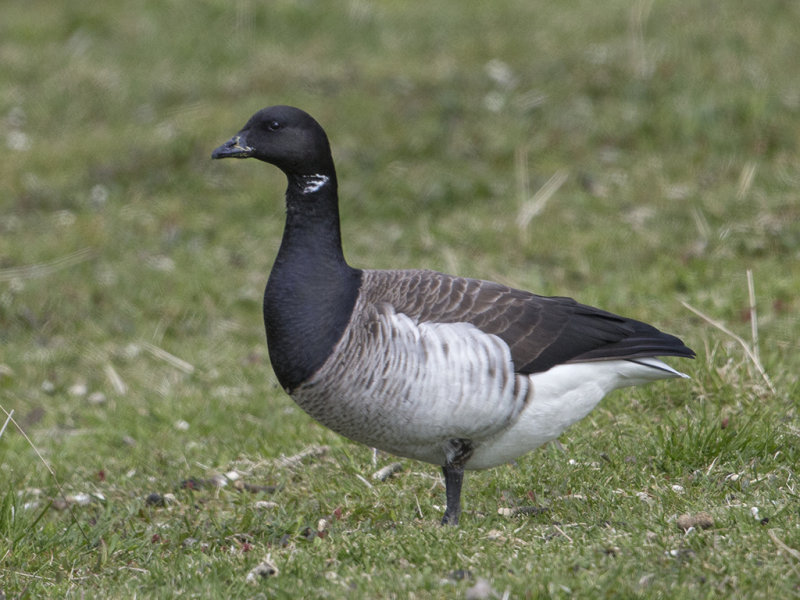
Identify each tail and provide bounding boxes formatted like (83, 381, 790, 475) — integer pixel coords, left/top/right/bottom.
(627, 356, 690, 379)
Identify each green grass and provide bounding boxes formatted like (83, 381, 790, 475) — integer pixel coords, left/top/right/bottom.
(2, 0, 800, 597)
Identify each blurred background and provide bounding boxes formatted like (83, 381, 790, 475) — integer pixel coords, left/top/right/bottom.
(1, 0, 799, 596)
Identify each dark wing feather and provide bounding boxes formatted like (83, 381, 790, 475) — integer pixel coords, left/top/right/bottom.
(363, 269, 695, 374)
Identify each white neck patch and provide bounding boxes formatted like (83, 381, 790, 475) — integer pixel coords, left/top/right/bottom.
(301, 174, 329, 194)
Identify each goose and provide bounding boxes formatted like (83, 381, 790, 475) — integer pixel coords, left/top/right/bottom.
(211, 105, 695, 525)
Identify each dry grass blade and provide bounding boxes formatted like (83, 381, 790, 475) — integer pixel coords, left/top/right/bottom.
(0, 247, 94, 282)
(746, 269, 760, 364)
(0, 404, 90, 544)
(141, 342, 195, 374)
(737, 161, 757, 199)
(629, 0, 655, 78)
(104, 363, 128, 395)
(681, 297, 775, 394)
(553, 523, 575, 544)
(355, 473, 374, 489)
(768, 530, 800, 562)
(0, 408, 13, 440)
(274, 445, 329, 469)
(517, 168, 568, 230)
(690, 206, 711, 243)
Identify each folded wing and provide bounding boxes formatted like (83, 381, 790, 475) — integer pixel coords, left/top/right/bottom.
(361, 269, 695, 375)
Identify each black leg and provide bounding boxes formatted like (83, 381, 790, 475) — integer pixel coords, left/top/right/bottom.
(441, 464, 464, 526)
(440, 438, 474, 526)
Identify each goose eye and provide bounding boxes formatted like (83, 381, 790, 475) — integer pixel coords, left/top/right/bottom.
(267, 120, 282, 131)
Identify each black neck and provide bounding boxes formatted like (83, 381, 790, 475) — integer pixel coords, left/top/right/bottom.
(281, 174, 345, 265)
(263, 173, 362, 391)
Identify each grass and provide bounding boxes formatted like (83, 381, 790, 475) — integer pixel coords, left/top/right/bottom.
(2, 0, 800, 597)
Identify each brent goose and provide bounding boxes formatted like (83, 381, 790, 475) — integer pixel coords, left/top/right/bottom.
(211, 105, 695, 525)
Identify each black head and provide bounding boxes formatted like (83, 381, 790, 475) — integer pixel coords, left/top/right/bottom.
(211, 105, 334, 177)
